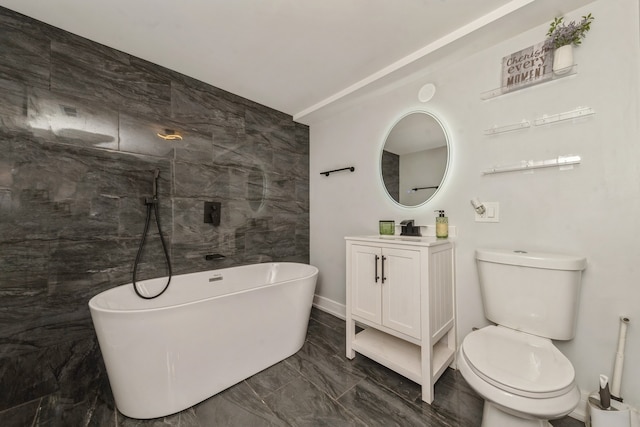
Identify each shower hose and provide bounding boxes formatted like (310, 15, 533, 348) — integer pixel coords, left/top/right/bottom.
(132, 171, 172, 299)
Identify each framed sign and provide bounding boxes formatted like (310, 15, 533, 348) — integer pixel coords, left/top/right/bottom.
(501, 42, 553, 93)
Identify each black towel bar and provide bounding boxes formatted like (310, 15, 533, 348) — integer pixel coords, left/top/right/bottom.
(320, 166, 355, 177)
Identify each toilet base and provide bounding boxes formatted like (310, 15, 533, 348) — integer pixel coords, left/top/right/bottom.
(482, 401, 552, 427)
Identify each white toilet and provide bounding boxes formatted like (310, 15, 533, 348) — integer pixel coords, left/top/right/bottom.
(458, 248, 587, 427)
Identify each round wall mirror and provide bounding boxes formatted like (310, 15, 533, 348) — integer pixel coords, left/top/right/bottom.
(380, 111, 449, 207)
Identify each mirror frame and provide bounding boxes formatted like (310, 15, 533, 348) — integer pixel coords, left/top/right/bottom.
(379, 110, 451, 208)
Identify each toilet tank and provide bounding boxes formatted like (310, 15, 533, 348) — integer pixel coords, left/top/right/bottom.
(476, 248, 587, 340)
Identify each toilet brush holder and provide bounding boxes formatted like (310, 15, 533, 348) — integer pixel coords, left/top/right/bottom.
(587, 393, 630, 427)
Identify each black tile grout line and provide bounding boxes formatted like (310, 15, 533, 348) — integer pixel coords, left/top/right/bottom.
(292, 372, 367, 427)
(329, 385, 370, 427)
(244, 367, 297, 407)
(239, 379, 283, 425)
(29, 397, 42, 427)
(333, 380, 361, 402)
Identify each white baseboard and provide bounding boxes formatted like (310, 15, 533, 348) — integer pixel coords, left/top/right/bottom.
(312, 294, 346, 320)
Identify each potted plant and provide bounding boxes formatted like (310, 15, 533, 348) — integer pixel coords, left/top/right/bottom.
(543, 13, 594, 74)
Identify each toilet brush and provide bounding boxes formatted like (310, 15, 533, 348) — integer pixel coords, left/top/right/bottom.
(588, 375, 618, 411)
(599, 374, 612, 410)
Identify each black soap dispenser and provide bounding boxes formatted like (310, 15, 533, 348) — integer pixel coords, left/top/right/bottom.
(435, 210, 448, 238)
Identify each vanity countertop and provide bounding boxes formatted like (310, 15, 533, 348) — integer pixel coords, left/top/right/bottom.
(345, 235, 450, 247)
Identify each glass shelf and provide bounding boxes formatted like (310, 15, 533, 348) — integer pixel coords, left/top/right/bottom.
(534, 106, 595, 126)
(484, 119, 530, 135)
(481, 155, 581, 175)
(481, 65, 577, 100)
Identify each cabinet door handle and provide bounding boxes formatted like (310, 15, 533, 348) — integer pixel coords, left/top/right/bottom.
(381, 255, 387, 283)
(374, 255, 380, 282)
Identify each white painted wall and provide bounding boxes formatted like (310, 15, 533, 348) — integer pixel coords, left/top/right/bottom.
(309, 0, 640, 413)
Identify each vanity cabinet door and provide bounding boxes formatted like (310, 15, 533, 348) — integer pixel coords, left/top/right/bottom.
(382, 248, 421, 339)
(350, 245, 382, 324)
(350, 245, 421, 339)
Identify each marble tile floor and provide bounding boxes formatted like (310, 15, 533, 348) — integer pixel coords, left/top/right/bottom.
(13, 308, 586, 426)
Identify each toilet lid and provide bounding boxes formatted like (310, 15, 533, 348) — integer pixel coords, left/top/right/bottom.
(462, 326, 575, 396)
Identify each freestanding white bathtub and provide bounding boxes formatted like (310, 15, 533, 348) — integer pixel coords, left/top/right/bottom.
(88, 262, 318, 419)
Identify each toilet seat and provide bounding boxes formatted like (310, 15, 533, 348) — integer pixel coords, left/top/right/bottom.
(462, 326, 575, 399)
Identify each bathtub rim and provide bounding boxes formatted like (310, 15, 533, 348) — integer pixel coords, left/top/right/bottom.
(89, 262, 318, 315)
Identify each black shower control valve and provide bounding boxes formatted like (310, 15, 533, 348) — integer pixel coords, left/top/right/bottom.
(204, 201, 221, 226)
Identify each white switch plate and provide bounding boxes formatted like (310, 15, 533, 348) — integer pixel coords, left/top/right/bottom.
(475, 202, 499, 222)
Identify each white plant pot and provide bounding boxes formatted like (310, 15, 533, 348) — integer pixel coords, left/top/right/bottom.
(553, 45, 574, 75)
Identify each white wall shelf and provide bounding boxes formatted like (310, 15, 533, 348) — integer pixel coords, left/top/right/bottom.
(482, 155, 581, 175)
(481, 65, 577, 100)
(534, 106, 595, 126)
(484, 119, 530, 135)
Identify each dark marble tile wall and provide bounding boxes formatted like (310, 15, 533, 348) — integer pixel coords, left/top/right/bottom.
(0, 5, 309, 423)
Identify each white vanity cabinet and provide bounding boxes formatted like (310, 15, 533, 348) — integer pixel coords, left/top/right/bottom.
(345, 236, 455, 404)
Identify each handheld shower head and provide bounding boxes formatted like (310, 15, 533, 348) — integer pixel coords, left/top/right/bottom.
(153, 169, 160, 199)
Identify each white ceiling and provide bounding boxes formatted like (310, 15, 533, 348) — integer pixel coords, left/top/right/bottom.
(0, 0, 593, 122)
